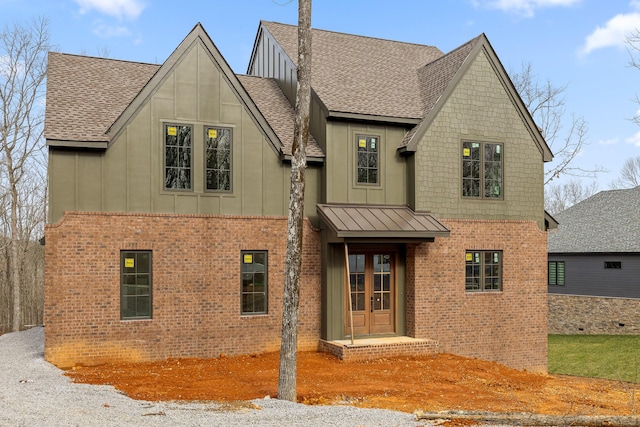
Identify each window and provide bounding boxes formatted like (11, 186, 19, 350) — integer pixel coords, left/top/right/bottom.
(121, 251, 152, 319)
(205, 127, 232, 191)
(605, 261, 622, 269)
(462, 141, 503, 198)
(164, 123, 192, 190)
(241, 251, 267, 315)
(356, 135, 379, 184)
(465, 250, 502, 292)
(548, 261, 565, 286)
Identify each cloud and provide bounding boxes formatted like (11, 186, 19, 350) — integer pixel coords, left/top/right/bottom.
(626, 131, 640, 146)
(93, 24, 132, 39)
(74, 0, 145, 20)
(581, 10, 640, 55)
(473, 0, 580, 17)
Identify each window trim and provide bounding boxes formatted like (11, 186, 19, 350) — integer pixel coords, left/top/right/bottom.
(355, 134, 381, 186)
(163, 122, 193, 191)
(461, 140, 504, 200)
(204, 126, 233, 193)
(465, 250, 502, 292)
(241, 250, 268, 315)
(604, 261, 622, 270)
(120, 250, 153, 320)
(548, 260, 565, 286)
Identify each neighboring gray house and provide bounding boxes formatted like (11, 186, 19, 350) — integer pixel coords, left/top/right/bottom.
(548, 186, 640, 334)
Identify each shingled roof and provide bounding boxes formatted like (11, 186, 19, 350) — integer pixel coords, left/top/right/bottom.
(260, 21, 443, 120)
(45, 53, 159, 146)
(45, 26, 323, 159)
(548, 186, 640, 253)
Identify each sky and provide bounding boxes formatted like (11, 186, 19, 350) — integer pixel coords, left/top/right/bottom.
(2, 0, 639, 189)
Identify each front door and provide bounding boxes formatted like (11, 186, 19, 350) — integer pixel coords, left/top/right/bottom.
(345, 251, 395, 336)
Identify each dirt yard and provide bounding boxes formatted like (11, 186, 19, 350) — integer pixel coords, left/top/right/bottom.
(66, 351, 639, 416)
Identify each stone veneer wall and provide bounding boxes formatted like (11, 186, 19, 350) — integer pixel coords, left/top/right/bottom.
(44, 212, 322, 368)
(406, 219, 548, 372)
(549, 294, 640, 334)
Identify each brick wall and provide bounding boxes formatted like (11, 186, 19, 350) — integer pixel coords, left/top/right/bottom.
(549, 294, 640, 334)
(406, 219, 548, 372)
(44, 212, 321, 368)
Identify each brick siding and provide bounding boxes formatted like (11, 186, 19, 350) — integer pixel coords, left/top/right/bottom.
(44, 212, 322, 368)
(406, 219, 548, 372)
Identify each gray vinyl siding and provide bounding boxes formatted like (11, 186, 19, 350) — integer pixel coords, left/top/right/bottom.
(548, 253, 640, 298)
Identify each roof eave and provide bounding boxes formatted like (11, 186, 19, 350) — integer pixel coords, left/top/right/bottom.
(46, 139, 108, 149)
(327, 111, 421, 126)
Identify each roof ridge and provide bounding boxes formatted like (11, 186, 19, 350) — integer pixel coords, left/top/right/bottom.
(262, 20, 440, 50)
(49, 51, 159, 67)
(422, 33, 483, 68)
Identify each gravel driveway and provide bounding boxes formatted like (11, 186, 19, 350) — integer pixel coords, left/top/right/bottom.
(0, 327, 429, 426)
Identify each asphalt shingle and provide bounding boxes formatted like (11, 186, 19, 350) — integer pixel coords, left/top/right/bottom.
(548, 186, 640, 253)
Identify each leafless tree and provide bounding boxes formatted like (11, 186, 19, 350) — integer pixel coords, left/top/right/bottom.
(278, 0, 312, 402)
(511, 63, 603, 184)
(627, 31, 640, 126)
(609, 155, 640, 189)
(0, 17, 50, 332)
(544, 179, 599, 215)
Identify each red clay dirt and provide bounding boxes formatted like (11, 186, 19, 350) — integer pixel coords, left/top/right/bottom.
(66, 351, 640, 417)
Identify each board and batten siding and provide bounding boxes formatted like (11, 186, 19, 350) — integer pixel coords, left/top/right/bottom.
(48, 40, 320, 224)
(548, 254, 640, 298)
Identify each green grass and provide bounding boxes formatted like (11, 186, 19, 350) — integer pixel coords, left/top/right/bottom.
(549, 335, 640, 383)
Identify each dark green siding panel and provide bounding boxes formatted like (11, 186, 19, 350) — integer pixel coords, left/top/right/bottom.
(102, 136, 128, 214)
(175, 47, 198, 120)
(198, 49, 221, 123)
(127, 106, 152, 212)
(241, 126, 265, 216)
(175, 194, 198, 214)
(76, 152, 102, 212)
(48, 150, 77, 223)
(323, 242, 345, 341)
(155, 194, 176, 213)
(199, 195, 221, 215)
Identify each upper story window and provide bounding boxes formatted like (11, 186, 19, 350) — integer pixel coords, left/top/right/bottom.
(462, 141, 503, 199)
(205, 127, 232, 191)
(164, 124, 192, 190)
(548, 261, 565, 286)
(465, 250, 502, 292)
(356, 135, 379, 185)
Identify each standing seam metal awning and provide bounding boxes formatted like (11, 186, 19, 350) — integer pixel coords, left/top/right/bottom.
(317, 204, 450, 240)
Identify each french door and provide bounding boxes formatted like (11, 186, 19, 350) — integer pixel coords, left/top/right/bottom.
(345, 251, 395, 336)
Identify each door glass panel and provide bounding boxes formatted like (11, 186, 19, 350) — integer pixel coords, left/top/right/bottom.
(349, 254, 366, 311)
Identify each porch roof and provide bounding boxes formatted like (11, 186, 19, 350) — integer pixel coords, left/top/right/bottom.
(317, 204, 450, 241)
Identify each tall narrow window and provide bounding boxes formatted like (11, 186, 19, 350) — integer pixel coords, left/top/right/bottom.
(241, 251, 268, 315)
(164, 124, 192, 190)
(465, 250, 502, 292)
(205, 127, 232, 191)
(356, 135, 379, 184)
(121, 251, 152, 319)
(462, 141, 503, 198)
(548, 261, 565, 286)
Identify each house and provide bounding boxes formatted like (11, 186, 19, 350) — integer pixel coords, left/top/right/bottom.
(44, 21, 552, 372)
(548, 186, 640, 334)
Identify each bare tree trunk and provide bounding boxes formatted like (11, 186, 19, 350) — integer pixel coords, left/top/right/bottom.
(277, 0, 312, 402)
(9, 162, 19, 332)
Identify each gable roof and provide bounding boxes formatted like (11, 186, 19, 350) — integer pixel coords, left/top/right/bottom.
(548, 186, 640, 253)
(45, 53, 159, 147)
(257, 22, 552, 162)
(45, 23, 323, 159)
(400, 34, 553, 162)
(258, 21, 443, 121)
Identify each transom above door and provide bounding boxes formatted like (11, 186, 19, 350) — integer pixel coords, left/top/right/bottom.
(345, 251, 395, 336)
